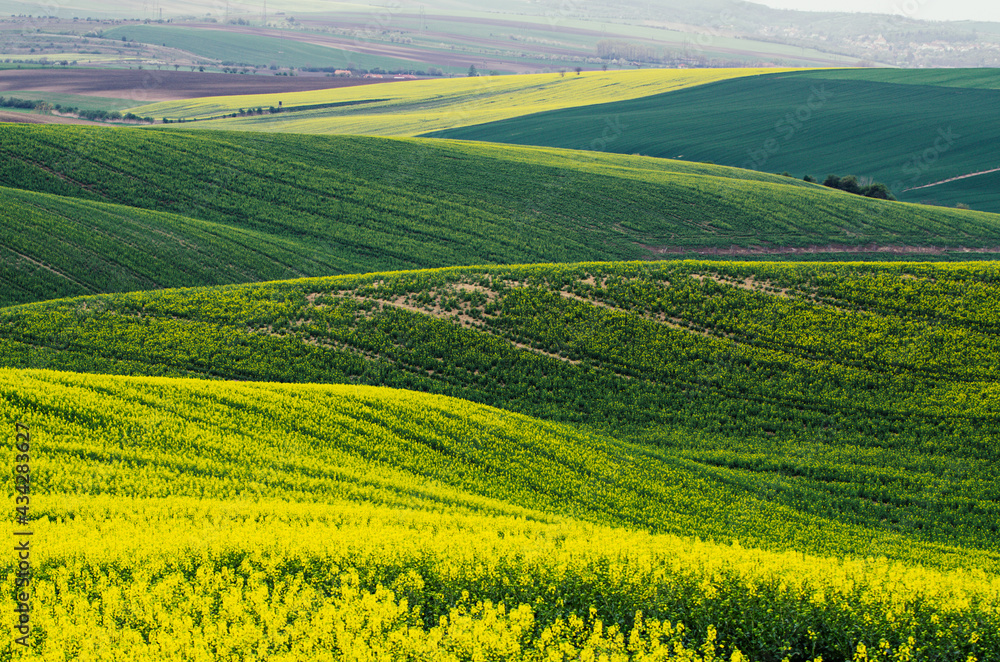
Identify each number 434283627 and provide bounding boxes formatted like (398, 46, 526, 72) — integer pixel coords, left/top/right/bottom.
(15, 422, 30, 526)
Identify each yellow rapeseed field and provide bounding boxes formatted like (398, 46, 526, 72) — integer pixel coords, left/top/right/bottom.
(1, 367, 997, 660)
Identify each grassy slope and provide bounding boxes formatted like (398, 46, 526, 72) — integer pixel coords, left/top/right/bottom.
(4, 367, 997, 660)
(100, 24, 426, 73)
(0, 185, 345, 307)
(3, 261, 999, 570)
(428, 70, 1000, 211)
(4, 125, 1000, 306)
(127, 68, 787, 134)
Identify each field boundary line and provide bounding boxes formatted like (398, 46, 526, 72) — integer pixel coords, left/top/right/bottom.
(903, 167, 1000, 193)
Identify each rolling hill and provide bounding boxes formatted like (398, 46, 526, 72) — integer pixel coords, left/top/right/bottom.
(4, 367, 996, 660)
(428, 69, 1000, 213)
(3, 259, 1000, 658)
(903, 170, 1000, 211)
(3, 260, 999, 565)
(4, 124, 1000, 306)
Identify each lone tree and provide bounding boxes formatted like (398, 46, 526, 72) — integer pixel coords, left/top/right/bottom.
(467, 64, 477, 77)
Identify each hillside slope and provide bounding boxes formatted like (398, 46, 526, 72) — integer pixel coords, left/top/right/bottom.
(4, 367, 997, 659)
(4, 260, 999, 569)
(428, 69, 1000, 212)
(0, 185, 343, 307)
(4, 124, 1000, 306)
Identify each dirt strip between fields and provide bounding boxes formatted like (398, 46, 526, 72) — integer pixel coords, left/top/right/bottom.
(646, 244, 1000, 256)
(0, 111, 104, 125)
(0, 68, 397, 101)
(903, 168, 1000, 193)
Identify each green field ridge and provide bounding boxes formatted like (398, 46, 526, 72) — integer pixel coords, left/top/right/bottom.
(4, 124, 1000, 305)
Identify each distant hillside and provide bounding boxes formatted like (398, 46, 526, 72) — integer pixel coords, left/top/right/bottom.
(4, 261, 999, 570)
(7, 0, 998, 71)
(127, 68, 773, 133)
(100, 24, 431, 74)
(531, 0, 1000, 67)
(429, 69, 1000, 213)
(4, 124, 1000, 305)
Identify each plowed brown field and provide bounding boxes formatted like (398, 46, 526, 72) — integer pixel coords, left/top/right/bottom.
(0, 68, 396, 102)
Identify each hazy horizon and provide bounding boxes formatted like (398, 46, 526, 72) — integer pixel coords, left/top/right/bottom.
(755, 0, 1000, 23)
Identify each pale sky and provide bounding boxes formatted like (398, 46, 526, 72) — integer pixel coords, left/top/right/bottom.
(754, 0, 1000, 23)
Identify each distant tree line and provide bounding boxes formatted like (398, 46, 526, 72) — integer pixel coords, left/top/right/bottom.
(0, 96, 41, 109)
(595, 39, 776, 68)
(56, 105, 153, 123)
(0, 96, 152, 123)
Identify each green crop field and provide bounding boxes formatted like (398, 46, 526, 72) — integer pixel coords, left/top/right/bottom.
(100, 24, 428, 74)
(3, 260, 1000, 659)
(0, 185, 343, 307)
(4, 124, 1000, 307)
(0, 92, 141, 113)
(4, 261, 1000, 563)
(127, 68, 784, 134)
(428, 69, 1000, 213)
(787, 68, 1000, 89)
